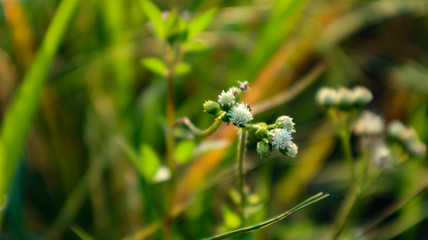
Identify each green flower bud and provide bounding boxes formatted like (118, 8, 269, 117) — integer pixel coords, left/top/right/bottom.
(257, 139, 271, 158)
(255, 127, 269, 140)
(203, 100, 221, 115)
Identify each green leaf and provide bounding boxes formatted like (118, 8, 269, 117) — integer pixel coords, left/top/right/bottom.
(140, 0, 165, 38)
(184, 41, 207, 52)
(187, 8, 217, 41)
(175, 62, 191, 76)
(0, 0, 79, 225)
(141, 57, 167, 76)
(71, 225, 95, 240)
(175, 140, 196, 163)
(222, 205, 241, 229)
(140, 144, 161, 180)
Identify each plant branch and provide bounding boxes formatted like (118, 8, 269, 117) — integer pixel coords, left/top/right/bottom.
(203, 192, 330, 240)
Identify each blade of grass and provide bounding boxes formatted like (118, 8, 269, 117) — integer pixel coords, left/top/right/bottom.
(203, 192, 329, 240)
(0, 0, 79, 225)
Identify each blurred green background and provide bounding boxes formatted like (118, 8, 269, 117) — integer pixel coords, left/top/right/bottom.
(0, 0, 428, 239)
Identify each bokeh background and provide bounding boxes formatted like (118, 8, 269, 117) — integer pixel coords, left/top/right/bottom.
(0, 0, 428, 239)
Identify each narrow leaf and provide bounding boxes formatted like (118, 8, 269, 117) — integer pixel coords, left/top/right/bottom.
(140, 0, 165, 38)
(187, 8, 217, 41)
(175, 62, 191, 76)
(71, 225, 95, 240)
(0, 0, 79, 225)
(140, 144, 161, 180)
(175, 140, 196, 163)
(141, 57, 167, 76)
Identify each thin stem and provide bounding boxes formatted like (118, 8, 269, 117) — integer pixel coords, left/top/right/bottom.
(175, 116, 224, 139)
(236, 128, 247, 226)
(204, 192, 329, 240)
(163, 43, 180, 240)
(332, 186, 359, 240)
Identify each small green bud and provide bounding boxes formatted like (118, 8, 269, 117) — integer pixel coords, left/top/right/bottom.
(203, 100, 221, 115)
(255, 127, 269, 140)
(229, 87, 241, 102)
(257, 139, 271, 158)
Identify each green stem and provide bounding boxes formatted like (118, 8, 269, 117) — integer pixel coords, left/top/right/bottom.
(204, 192, 329, 240)
(177, 116, 224, 139)
(237, 128, 247, 226)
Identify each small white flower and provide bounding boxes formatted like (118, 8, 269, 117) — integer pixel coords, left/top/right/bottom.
(218, 90, 235, 107)
(372, 142, 393, 170)
(353, 86, 373, 106)
(336, 87, 355, 107)
(407, 140, 427, 158)
(276, 115, 295, 131)
(316, 87, 337, 107)
(387, 120, 406, 139)
(286, 142, 298, 158)
(354, 111, 384, 136)
(229, 102, 253, 127)
(271, 128, 293, 150)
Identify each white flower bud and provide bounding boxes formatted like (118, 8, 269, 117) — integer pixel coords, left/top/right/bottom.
(407, 140, 427, 158)
(229, 102, 253, 127)
(218, 90, 235, 107)
(286, 142, 298, 158)
(270, 128, 293, 150)
(316, 87, 337, 107)
(354, 111, 384, 136)
(275, 115, 295, 132)
(336, 87, 355, 109)
(387, 120, 406, 139)
(353, 86, 373, 107)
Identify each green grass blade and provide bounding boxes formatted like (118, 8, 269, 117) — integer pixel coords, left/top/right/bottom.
(203, 192, 329, 240)
(0, 0, 79, 225)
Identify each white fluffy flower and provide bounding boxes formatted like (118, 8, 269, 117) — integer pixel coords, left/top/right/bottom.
(353, 86, 373, 106)
(276, 115, 295, 131)
(336, 87, 355, 107)
(218, 90, 235, 107)
(286, 142, 298, 158)
(354, 111, 384, 136)
(316, 87, 337, 107)
(270, 128, 293, 150)
(229, 103, 253, 127)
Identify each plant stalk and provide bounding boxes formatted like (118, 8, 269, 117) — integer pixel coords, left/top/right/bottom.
(237, 128, 247, 226)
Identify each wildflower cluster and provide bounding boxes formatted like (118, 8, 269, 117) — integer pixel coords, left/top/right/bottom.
(387, 121, 427, 158)
(316, 86, 372, 110)
(255, 116, 298, 158)
(203, 82, 253, 128)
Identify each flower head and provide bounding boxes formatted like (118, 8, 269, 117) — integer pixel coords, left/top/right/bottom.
(275, 115, 295, 131)
(229, 102, 253, 127)
(285, 142, 298, 158)
(353, 86, 373, 107)
(218, 90, 235, 107)
(336, 87, 355, 109)
(316, 87, 337, 107)
(354, 111, 384, 136)
(270, 128, 293, 150)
